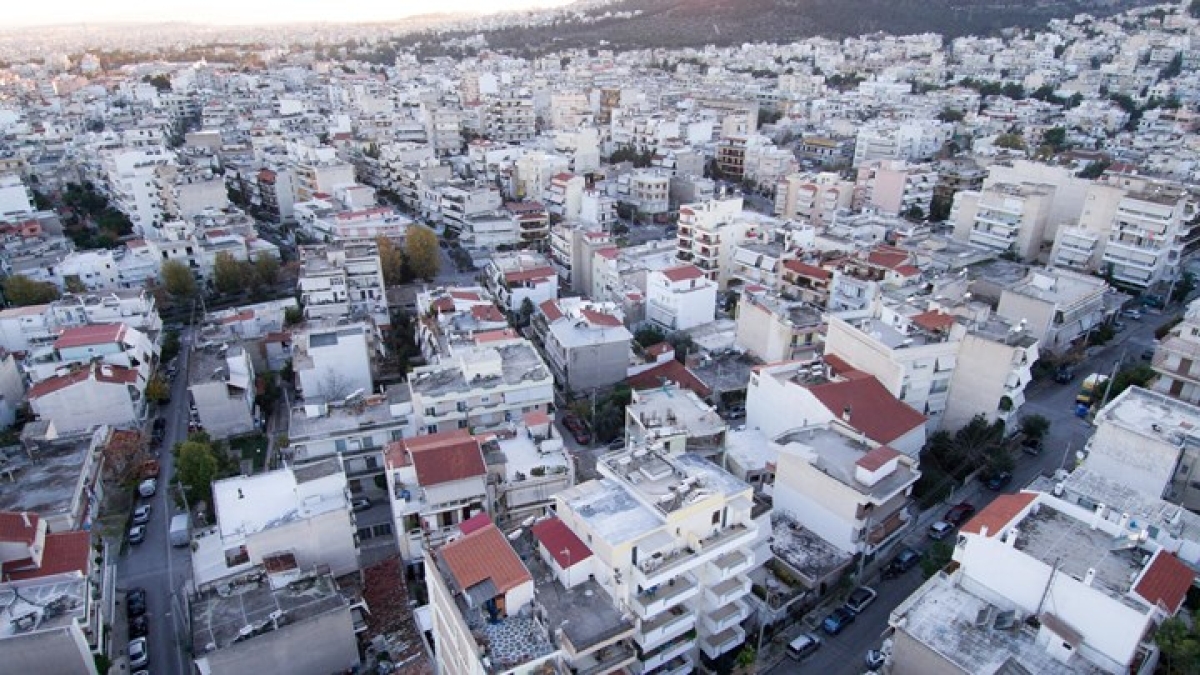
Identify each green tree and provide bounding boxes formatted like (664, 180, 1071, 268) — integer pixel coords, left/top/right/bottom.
(1156, 612, 1200, 675)
(936, 108, 965, 123)
(1173, 272, 1196, 305)
(634, 325, 666, 347)
(161, 330, 181, 364)
(904, 205, 925, 221)
(1077, 159, 1111, 179)
(405, 226, 440, 280)
(994, 133, 1026, 150)
(146, 74, 172, 92)
(146, 376, 171, 404)
(2, 274, 60, 306)
(1041, 127, 1067, 151)
(284, 306, 303, 326)
(161, 260, 196, 299)
(253, 255, 280, 289)
(176, 440, 218, 506)
(1019, 414, 1051, 441)
(213, 252, 249, 295)
(921, 541, 954, 579)
(377, 236, 407, 286)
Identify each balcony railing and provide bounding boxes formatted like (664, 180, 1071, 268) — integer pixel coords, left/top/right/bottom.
(700, 625, 746, 660)
(639, 634, 694, 672)
(702, 598, 749, 634)
(703, 574, 751, 609)
(629, 572, 699, 619)
(636, 605, 694, 650)
(572, 639, 637, 675)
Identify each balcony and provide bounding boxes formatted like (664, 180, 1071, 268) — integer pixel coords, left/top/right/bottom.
(630, 572, 699, 619)
(687, 522, 756, 559)
(702, 574, 751, 609)
(636, 605, 695, 650)
(573, 639, 638, 675)
(640, 634, 694, 672)
(653, 655, 693, 675)
(701, 598, 749, 634)
(699, 625, 745, 661)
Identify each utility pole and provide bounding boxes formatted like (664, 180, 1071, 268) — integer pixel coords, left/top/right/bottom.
(1096, 349, 1125, 412)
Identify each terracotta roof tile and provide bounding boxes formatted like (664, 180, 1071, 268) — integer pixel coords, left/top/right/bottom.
(660, 265, 704, 282)
(0, 512, 40, 545)
(782, 259, 833, 280)
(404, 431, 487, 486)
(504, 266, 555, 284)
(581, 308, 622, 327)
(54, 323, 126, 350)
(439, 523, 531, 595)
(809, 376, 926, 444)
(912, 310, 957, 332)
(531, 517, 593, 569)
(470, 305, 506, 322)
(27, 363, 139, 399)
(626, 360, 712, 398)
(856, 445, 900, 471)
(961, 492, 1038, 537)
(458, 512, 493, 536)
(475, 328, 519, 344)
(5, 531, 90, 580)
(1133, 550, 1194, 614)
(539, 300, 564, 322)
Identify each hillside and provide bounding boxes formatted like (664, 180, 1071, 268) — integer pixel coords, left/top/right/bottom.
(405, 0, 1163, 55)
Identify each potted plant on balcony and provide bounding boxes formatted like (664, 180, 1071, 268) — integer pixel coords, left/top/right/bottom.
(732, 644, 757, 674)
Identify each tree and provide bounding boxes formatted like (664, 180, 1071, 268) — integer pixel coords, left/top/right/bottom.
(1077, 159, 1111, 179)
(936, 108, 965, 123)
(161, 260, 196, 299)
(2, 274, 60, 306)
(253, 255, 280, 289)
(284, 306, 303, 326)
(146, 74, 172, 92)
(176, 440, 218, 506)
(1041, 127, 1067, 152)
(904, 205, 925, 221)
(161, 330, 181, 364)
(1156, 612, 1200, 674)
(634, 325, 666, 348)
(994, 133, 1026, 151)
(1019, 414, 1051, 441)
(213, 252, 250, 296)
(146, 376, 171, 404)
(104, 430, 147, 482)
(405, 226, 440, 280)
(64, 275, 87, 294)
(921, 541, 954, 579)
(377, 236, 407, 286)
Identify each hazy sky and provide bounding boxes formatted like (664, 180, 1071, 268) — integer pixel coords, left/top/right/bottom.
(7, 0, 576, 26)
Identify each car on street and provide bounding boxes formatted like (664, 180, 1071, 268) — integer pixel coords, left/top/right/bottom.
(128, 524, 146, 545)
(126, 588, 147, 618)
(882, 548, 922, 579)
(984, 471, 1013, 490)
(786, 632, 822, 660)
(944, 501, 976, 527)
(928, 520, 954, 540)
(1142, 348, 1156, 361)
(351, 497, 373, 512)
(129, 615, 149, 639)
(1053, 365, 1075, 384)
(132, 505, 152, 525)
(561, 413, 592, 445)
(128, 637, 149, 669)
(137, 478, 157, 497)
(822, 607, 857, 635)
(1021, 437, 1044, 456)
(844, 586, 878, 614)
(1122, 309, 1143, 320)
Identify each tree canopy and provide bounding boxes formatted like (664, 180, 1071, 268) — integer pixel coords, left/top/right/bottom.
(176, 439, 218, 507)
(161, 260, 197, 299)
(405, 226, 440, 280)
(2, 274, 60, 306)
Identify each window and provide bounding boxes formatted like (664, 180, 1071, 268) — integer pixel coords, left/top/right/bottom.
(334, 439, 347, 453)
(712, 510, 720, 525)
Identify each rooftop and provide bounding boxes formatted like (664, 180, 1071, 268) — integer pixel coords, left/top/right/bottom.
(770, 511, 852, 583)
(287, 386, 409, 442)
(212, 459, 348, 542)
(723, 427, 777, 473)
(599, 448, 750, 516)
(408, 341, 550, 399)
(191, 568, 348, 655)
(775, 427, 919, 500)
(1095, 386, 1200, 450)
(1030, 469, 1200, 547)
(482, 426, 570, 484)
(0, 432, 98, 518)
(628, 385, 725, 442)
(893, 573, 1106, 675)
(536, 576, 633, 655)
(0, 576, 89, 640)
(557, 480, 661, 546)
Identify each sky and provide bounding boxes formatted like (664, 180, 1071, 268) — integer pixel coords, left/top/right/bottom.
(5, 0, 576, 27)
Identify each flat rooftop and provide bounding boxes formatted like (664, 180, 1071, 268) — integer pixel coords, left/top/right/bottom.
(688, 349, 756, 394)
(531, 573, 632, 654)
(0, 577, 89, 639)
(599, 447, 750, 515)
(213, 459, 347, 541)
(0, 436, 93, 517)
(777, 427, 918, 500)
(770, 511, 852, 583)
(893, 574, 1106, 675)
(1096, 386, 1200, 449)
(288, 386, 410, 442)
(724, 427, 776, 473)
(408, 342, 549, 399)
(629, 386, 724, 440)
(484, 427, 571, 483)
(558, 479, 662, 546)
(191, 569, 348, 654)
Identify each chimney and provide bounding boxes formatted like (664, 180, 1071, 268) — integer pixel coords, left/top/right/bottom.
(1083, 568, 1096, 586)
(1091, 503, 1105, 530)
(21, 511, 30, 528)
(1006, 527, 1019, 547)
(980, 525, 989, 538)
(842, 406, 852, 422)
(1118, 512, 1131, 532)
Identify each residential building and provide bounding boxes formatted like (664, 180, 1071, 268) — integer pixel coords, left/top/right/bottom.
(286, 386, 413, 490)
(676, 197, 758, 288)
(0, 350, 23, 428)
(734, 289, 824, 363)
(0, 563, 103, 675)
(189, 342, 257, 440)
(548, 223, 611, 294)
(291, 322, 375, 404)
(774, 172, 854, 228)
(534, 298, 632, 393)
(190, 563, 359, 675)
(28, 363, 144, 434)
(888, 490, 1194, 674)
(951, 182, 1056, 260)
(995, 267, 1111, 356)
(25, 322, 156, 385)
(780, 259, 834, 307)
(853, 160, 937, 218)
(407, 335, 554, 436)
(486, 93, 536, 144)
(483, 251, 558, 313)
(625, 384, 726, 459)
(0, 424, 110, 532)
(297, 242, 389, 332)
(291, 152, 356, 203)
(615, 169, 671, 216)
(544, 172, 585, 221)
(191, 459, 359, 589)
(1151, 296, 1200, 405)
(646, 265, 717, 332)
(482, 412, 573, 520)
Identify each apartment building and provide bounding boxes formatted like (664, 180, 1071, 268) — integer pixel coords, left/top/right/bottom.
(549, 223, 611, 294)
(544, 172, 585, 221)
(0, 350, 23, 428)
(676, 196, 753, 287)
(290, 322, 375, 402)
(626, 384, 726, 460)
(1150, 297, 1200, 405)
(774, 172, 854, 228)
(155, 165, 229, 220)
(0, 425, 110, 532)
(780, 259, 834, 307)
(951, 182, 1056, 260)
(437, 181, 504, 235)
(0, 559, 104, 675)
(734, 289, 825, 362)
(888, 490, 1194, 674)
(534, 298, 633, 393)
(852, 120, 952, 167)
(28, 363, 144, 434)
(995, 267, 1111, 356)
(24, 321, 156, 385)
(826, 246, 922, 313)
(852, 160, 937, 218)
(407, 335, 554, 436)
(553, 445, 762, 671)
(772, 424, 920, 557)
(191, 459, 359, 588)
(291, 155, 356, 203)
(101, 146, 173, 235)
(296, 242, 388, 330)
(646, 265, 718, 332)
(505, 201, 550, 250)
(483, 251, 559, 313)
(189, 342, 257, 440)
(616, 169, 671, 217)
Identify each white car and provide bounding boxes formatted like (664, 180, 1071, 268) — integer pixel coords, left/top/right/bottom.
(128, 637, 149, 669)
(132, 505, 152, 525)
(928, 520, 954, 540)
(138, 478, 157, 498)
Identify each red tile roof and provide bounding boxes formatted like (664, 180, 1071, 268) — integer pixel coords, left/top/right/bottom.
(595, 246, 620, 261)
(809, 376, 926, 444)
(458, 512, 493, 536)
(894, 264, 921, 277)
(471, 305, 506, 322)
(1134, 550, 1194, 614)
(626, 360, 712, 398)
(856, 445, 900, 471)
(539, 300, 564, 322)
(431, 296, 455, 314)
(404, 431, 487, 486)
(660, 265, 704, 283)
(644, 342, 673, 357)
(0, 512, 40, 544)
(5, 531, 90, 580)
(821, 354, 863, 378)
(531, 517, 593, 569)
(449, 290, 486, 302)
(27, 363, 139, 399)
(504, 266, 555, 284)
(866, 247, 910, 270)
(961, 492, 1038, 536)
(581, 308, 623, 327)
(523, 410, 551, 427)
(439, 523, 531, 594)
(782, 259, 833, 280)
(913, 310, 957, 332)
(54, 323, 126, 350)
(475, 328, 519, 344)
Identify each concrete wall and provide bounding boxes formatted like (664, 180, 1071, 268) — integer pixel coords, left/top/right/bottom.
(203, 604, 360, 675)
(565, 338, 630, 392)
(0, 625, 97, 675)
(943, 334, 1030, 431)
(191, 381, 255, 440)
(772, 446, 861, 554)
(247, 509, 359, 578)
(31, 381, 138, 434)
(428, 555, 488, 675)
(1085, 423, 1177, 499)
(891, 627, 965, 675)
(734, 301, 793, 363)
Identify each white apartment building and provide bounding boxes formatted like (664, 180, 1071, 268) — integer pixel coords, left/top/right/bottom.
(852, 120, 952, 167)
(291, 322, 375, 403)
(156, 165, 229, 220)
(101, 146, 173, 235)
(774, 172, 854, 228)
(28, 363, 144, 434)
(734, 289, 825, 363)
(297, 242, 388, 330)
(487, 93, 536, 144)
(291, 155, 356, 203)
(646, 265, 717, 332)
(554, 446, 762, 671)
(772, 424, 920, 557)
(544, 172, 585, 221)
(513, 151, 570, 201)
(995, 267, 1111, 356)
(0, 290, 161, 354)
(24, 321, 156, 385)
(484, 251, 559, 313)
(1151, 296, 1200, 405)
(0, 174, 34, 218)
(437, 182, 504, 235)
(189, 343, 257, 440)
(549, 222, 612, 294)
(407, 335, 554, 436)
(191, 458, 359, 590)
(676, 196, 751, 288)
(888, 490, 1194, 674)
(951, 182, 1056, 260)
(0, 351, 23, 428)
(615, 169, 671, 216)
(853, 160, 937, 218)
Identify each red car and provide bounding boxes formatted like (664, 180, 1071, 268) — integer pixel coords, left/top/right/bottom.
(561, 414, 592, 445)
(944, 502, 977, 527)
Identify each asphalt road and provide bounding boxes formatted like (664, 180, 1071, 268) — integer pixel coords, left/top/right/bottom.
(116, 328, 195, 675)
(764, 310, 1174, 675)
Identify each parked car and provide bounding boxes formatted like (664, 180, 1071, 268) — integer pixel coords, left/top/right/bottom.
(128, 637, 149, 669)
(866, 649, 887, 670)
(882, 548, 922, 579)
(822, 607, 857, 635)
(126, 588, 147, 618)
(844, 586, 878, 614)
(1053, 365, 1075, 384)
(351, 497, 372, 512)
(132, 505, 152, 525)
(129, 615, 149, 639)
(1123, 309, 1143, 320)
(724, 405, 746, 420)
(984, 471, 1013, 490)
(138, 478, 157, 497)
(562, 413, 592, 445)
(786, 632, 822, 660)
(944, 501, 976, 527)
(1021, 437, 1044, 456)
(928, 520, 954, 540)
(1142, 348, 1155, 361)
(128, 524, 146, 545)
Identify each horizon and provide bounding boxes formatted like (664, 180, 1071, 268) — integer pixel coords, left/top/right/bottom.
(4, 0, 577, 28)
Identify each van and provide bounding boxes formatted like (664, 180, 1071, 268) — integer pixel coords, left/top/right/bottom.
(787, 632, 822, 660)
